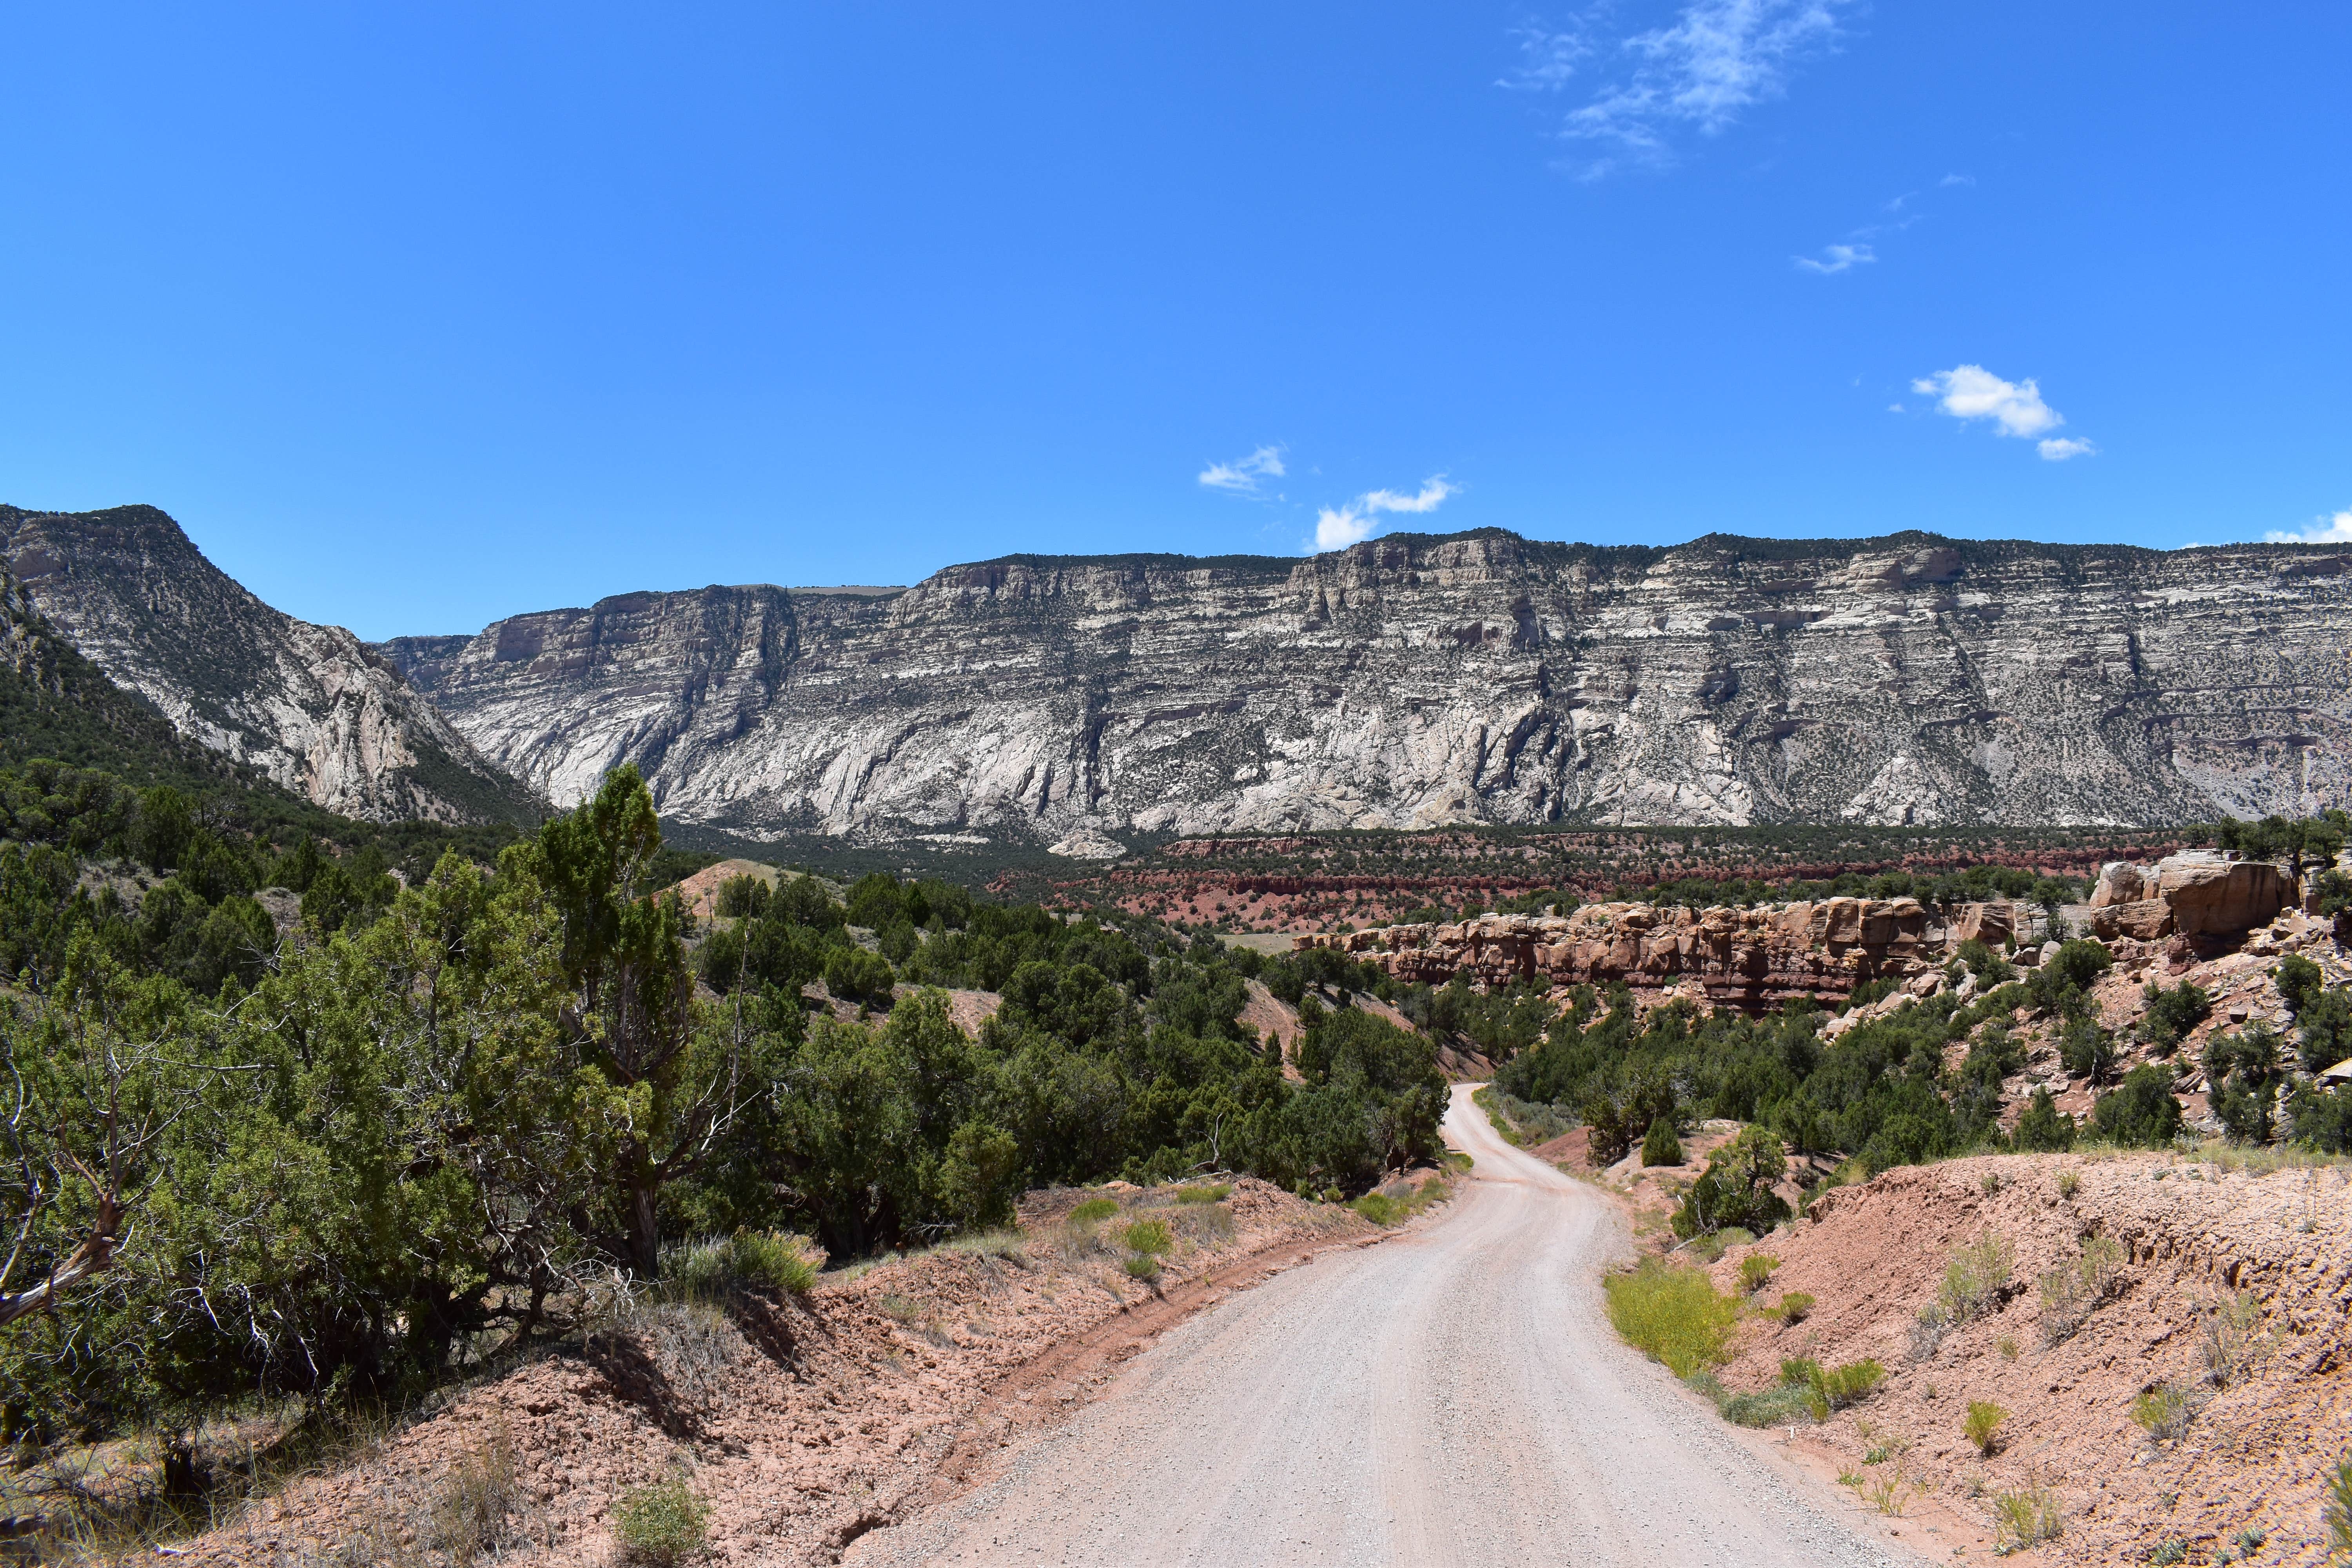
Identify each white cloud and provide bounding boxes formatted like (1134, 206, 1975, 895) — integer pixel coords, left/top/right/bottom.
(2037, 437, 2097, 462)
(1502, 25, 1592, 90)
(1198, 444, 1286, 495)
(1312, 476, 1459, 551)
(1940, 172, 1975, 187)
(2264, 510, 2352, 545)
(1912, 364, 2066, 440)
(1795, 241, 1875, 274)
(1360, 477, 1458, 515)
(1314, 505, 1379, 550)
(1546, 0, 1851, 174)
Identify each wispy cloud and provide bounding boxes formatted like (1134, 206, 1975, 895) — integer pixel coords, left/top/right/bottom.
(2265, 509, 2352, 545)
(2036, 436, 2097, 462)
(1939, 172, 1975, 187)
(1510, 0, 1852, 176)
(1502, 24, 1592, 90)
(1795, 241, 1875, 274)
(1314, 477, 1460, 551)
(1912, 365, 2084, 452)
(1198, 444, 1286, 496)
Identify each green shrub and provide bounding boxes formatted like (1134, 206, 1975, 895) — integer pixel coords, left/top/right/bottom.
(2014, 1087, 2077, 1152)
(1641, 1117, 1684, 1167)
(1964, 1399, 2006, 1455)
(1175, 1183, 1232, 1203)
(1773, 1291, 1814, 1324)
(2149, 1540, 2187, 1566)
(2092, 1063, 2184, 1147)
(1350, 1192, 1404, 1225)
(2055, 1168, 2080, 1198)
(1670, 1125, 1789, 1240)
(1122, 1253, 1161, 1280)
(2132, 1383, 2197, 1441)
(1720, 1381, 1817, 1428)
(1992, 1485, 2063, 1550)
(1805, 1358, 1885, 1417)
(1602, 1259, 1744, 1379)
(1737, 1253, 1780, 1294)
(1122, 1218, 1172, 1256)
(613, 1479, 710, 1566)
(1068, 1197, 1119, 1224)
(1937, 1229, 2014, 1325)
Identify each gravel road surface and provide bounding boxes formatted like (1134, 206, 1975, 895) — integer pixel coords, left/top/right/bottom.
(847, 1083, 1916, 1568)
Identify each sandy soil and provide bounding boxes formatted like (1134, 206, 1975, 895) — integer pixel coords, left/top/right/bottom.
(1702, 1150, 2352, 1566)
(172, 1181, 1375, 1567)
(847, 1085, 1923, 1568)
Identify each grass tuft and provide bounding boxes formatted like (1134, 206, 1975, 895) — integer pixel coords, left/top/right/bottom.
(1964, 1400, 2007, 1456)
(1991, 1484, 2063, 1550)
(1174, 1183, 1233, 1204)
(2132, 1382, 2199, 1441)
(1938, 1229, 2014, 1325)
(1068, 1197, 1120, 1225)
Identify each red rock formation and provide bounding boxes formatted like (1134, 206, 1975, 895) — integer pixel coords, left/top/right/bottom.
(2085, 852, 2296, 945)
(1294, 897, 2029, 1008)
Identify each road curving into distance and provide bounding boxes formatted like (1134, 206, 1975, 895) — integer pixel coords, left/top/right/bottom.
(849, 1083, 1916, 1568)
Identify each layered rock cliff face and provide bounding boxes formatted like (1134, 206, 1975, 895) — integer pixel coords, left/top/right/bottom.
(379, 528, 2352, 838)
(0, 505, 538, 824)
(1294, 899, 2029, 1006)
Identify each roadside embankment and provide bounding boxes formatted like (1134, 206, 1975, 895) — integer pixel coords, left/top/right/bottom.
(174, 1178, 1404, 1567)
(1673, 1151, 2352, 1565)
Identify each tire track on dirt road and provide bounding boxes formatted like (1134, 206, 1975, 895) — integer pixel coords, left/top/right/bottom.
(844, 1083, 1923, 1568)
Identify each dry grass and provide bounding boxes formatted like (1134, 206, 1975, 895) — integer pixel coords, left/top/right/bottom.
(1937, 1229, 2014, 1325)
(428, 1419, 517, 1566)
(2037, 1232, 2128, 1346)
(1992, 1483, 2064, 1550)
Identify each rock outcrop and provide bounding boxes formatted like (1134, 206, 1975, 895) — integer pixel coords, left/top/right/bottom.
(2086, 851, 2299, 945)
(1292, 898, 2031, 1006)
(378, 528, 2352, 838)
(0, 505, 539, 823)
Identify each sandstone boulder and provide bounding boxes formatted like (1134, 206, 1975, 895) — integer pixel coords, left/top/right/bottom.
(2089, 862, 2151, 908)
(2089, 900, 2174, 942)
(2153, 853, 2295, 939)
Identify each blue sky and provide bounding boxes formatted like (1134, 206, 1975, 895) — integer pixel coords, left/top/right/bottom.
(4, 3, 2347, 638)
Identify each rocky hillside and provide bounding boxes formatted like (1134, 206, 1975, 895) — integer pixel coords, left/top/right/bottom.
(0, 505, 539, 824)
(378, 529, 2352, 841)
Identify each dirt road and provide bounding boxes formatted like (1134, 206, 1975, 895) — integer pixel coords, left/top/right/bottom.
(848, 1084, 1917, 1567)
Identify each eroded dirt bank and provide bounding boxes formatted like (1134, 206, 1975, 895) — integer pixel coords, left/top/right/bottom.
(1694, 1151, 2352, 1565)
(175, 1180, 1380, 1566)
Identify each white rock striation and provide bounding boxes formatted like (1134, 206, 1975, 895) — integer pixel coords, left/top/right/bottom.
(380, 529, 2352, 839)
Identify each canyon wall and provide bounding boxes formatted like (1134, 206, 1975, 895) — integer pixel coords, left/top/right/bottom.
(381, 528, 2352, 839)
(0, 506, 538, 823)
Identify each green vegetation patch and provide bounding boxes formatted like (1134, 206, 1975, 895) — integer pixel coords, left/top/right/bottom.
(1603, 1259, 1743, 1379)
